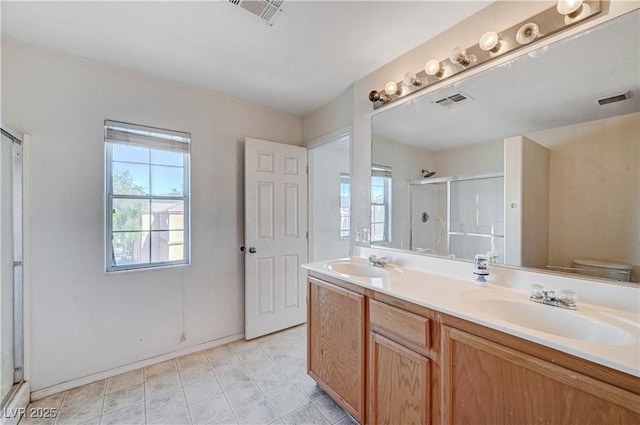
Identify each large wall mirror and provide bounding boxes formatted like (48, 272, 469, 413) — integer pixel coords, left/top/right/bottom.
(371, 10, 639, 284)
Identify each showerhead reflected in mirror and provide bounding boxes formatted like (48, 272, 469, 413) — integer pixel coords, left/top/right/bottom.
(371, 10, 640, 284)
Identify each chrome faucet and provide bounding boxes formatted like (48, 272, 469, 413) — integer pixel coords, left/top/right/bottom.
(529, 285, 577, 310)
(368, 255, 388, 268)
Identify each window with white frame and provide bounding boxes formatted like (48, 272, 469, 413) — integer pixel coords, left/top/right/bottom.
(105, 120, 190, 271)
(371, 165, 391, 244)
(340, 173, 350, 240)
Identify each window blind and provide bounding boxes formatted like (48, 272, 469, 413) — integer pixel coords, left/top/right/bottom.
(371, 164, 392, 178)
(105, 120, 190, 152)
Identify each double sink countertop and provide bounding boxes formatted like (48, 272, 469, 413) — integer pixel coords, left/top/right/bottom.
(302, 257, 640, 378)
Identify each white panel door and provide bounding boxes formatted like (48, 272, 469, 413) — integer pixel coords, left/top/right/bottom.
(244, 138, 308, 339)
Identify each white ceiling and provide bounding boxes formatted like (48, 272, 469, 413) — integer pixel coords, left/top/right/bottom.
(0, 0, 493, 116)
(373, 10, 640, 151)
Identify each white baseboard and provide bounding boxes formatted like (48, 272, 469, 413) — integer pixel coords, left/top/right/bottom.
(1, 382, 30, 425)
(31, 332, 244, 401)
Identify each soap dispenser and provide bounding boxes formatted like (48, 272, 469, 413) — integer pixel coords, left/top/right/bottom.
(473, 254, 489, 287)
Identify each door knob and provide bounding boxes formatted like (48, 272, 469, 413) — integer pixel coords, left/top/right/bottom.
(240, 246, 257, 254)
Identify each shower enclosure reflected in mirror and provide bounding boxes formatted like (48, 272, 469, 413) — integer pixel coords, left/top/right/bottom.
(371, 10, 640, 284)
(410, 173, 504, 262)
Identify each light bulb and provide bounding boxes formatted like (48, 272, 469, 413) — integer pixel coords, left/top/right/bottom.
(479, 31, 501, 53)
(450, 47, 471, 66)
(516, 22, 540, 45)
(425, 59, 443, 77)
(384, 81, 399, 96)
(368, 90, 390, 103)
(558, 0, 590, 23)
(557, 0, 583, 16)
(403, 72, 423, 87)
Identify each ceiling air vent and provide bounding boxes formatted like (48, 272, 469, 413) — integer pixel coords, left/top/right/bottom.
(434, 93, 469, 107)
(228, 0, 284, 26)
(597, 91, 631, 106)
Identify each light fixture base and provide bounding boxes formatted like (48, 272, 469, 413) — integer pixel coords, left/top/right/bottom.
(369, 0, 601, 109)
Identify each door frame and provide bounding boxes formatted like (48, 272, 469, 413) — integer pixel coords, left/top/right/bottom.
(0, 125, 25, 410)
(305, 126, 352, 262)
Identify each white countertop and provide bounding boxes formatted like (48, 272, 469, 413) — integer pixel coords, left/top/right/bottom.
(303, 257, 640, 378)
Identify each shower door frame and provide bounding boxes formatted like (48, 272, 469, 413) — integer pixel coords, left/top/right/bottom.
(409, 172, 504, 256)
(408, 178, 448, 254)
(1, 127, 24, 408)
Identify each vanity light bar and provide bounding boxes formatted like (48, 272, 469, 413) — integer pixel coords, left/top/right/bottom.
(369, 0, 601, 109)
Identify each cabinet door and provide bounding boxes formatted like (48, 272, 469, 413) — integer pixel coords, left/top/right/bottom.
(441, 326, 640, 425)
(370, 333, 430, 425)
(308, 278, 365, 422)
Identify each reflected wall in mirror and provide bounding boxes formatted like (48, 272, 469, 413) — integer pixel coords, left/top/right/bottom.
(371, 10, 640, 284)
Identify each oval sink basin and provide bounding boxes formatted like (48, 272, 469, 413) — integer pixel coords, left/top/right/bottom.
(474, 298, 633, 346)
(328, 261, 389, 278)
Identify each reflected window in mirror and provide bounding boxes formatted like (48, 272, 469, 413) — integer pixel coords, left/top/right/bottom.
(340, 173, 351, 240)
(371, 165, 392, 244)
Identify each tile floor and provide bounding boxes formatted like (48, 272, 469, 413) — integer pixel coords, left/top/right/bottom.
(20, 324, 357, 425)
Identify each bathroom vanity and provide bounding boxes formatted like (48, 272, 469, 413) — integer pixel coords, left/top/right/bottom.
(304, 5, 640, 425)
(303, 258, 640, 425)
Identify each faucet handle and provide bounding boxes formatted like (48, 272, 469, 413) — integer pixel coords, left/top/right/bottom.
(368, 255, 388, 268)
(529, 285, 577, 310)
(530, 284, 545, 300)
(560, 289, 578, 307)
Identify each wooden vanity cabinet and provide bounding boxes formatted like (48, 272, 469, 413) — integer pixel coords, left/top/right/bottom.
(307, 277, 366, 423)
(306, 272, 640, 425)
(441, 325, 640, 425)
(368, 299, 434, 425)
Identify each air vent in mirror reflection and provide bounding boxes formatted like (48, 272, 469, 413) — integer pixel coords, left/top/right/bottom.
(434, 93, 469, 107)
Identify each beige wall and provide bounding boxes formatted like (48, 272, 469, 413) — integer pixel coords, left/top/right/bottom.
(434, 140, 504, 177)
(1, 39, 302, 391)
(504, 135, 551, 269)
(302, 85, 353, 146)
(530, 113, 640, 282)
(521, 137, 551, 270)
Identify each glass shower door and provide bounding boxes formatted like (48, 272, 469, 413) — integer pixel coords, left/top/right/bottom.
(1, 128, 23, 407)
(410, 182, 448, 255)
(449, 175, 504, 262)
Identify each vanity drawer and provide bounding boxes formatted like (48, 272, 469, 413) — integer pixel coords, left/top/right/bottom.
(369, 299, 430, 348)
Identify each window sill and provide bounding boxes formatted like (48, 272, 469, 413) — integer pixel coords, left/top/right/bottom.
(106, 260, 190, 274)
